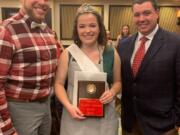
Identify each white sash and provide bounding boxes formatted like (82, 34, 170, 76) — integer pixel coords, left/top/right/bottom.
(67, 44, 100, 72)
(67, 44, 107, 106)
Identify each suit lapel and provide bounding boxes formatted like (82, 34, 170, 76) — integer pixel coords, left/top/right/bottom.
(136, 28, 165, 78)
(126, 34, 138, 78)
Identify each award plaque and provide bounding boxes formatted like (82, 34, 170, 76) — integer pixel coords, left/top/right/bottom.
(78, 80, 105, 117)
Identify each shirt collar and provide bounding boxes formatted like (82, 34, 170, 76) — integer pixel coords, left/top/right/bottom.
(19, 8, 31, 22)
(138, 24, 159, 41)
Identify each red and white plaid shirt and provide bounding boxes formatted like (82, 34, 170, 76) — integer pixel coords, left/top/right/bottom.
(0, 10, 57, 134)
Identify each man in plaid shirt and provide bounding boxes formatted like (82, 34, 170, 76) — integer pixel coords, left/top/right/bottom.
(0, 0, 58, 134)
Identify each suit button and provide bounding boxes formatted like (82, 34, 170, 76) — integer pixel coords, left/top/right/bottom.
(133, 96, 137, 100)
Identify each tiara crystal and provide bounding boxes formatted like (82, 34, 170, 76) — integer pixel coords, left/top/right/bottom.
(76, 3, 96, 15)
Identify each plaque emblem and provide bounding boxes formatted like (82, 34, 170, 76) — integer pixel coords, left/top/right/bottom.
(86, 83, 96, 94)
(78, 81, 105, 117)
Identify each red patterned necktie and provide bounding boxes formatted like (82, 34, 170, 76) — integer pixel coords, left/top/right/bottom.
(132, 36, 148, 77)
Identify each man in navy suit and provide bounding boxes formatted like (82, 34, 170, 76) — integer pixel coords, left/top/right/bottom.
(119, 0, 180, 135)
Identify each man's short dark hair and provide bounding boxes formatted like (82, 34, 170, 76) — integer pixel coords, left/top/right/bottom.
(132, 0, 159, 10)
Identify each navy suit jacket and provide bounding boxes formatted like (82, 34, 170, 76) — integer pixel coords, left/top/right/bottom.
(119, 28, 180, 135)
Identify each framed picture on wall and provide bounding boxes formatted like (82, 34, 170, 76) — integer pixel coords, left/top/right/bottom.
(2, 7, 19, 20)
(1, 7, 52, 28)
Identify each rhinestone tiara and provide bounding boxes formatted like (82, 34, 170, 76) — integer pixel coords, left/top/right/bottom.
(76, 3, 96, 15)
